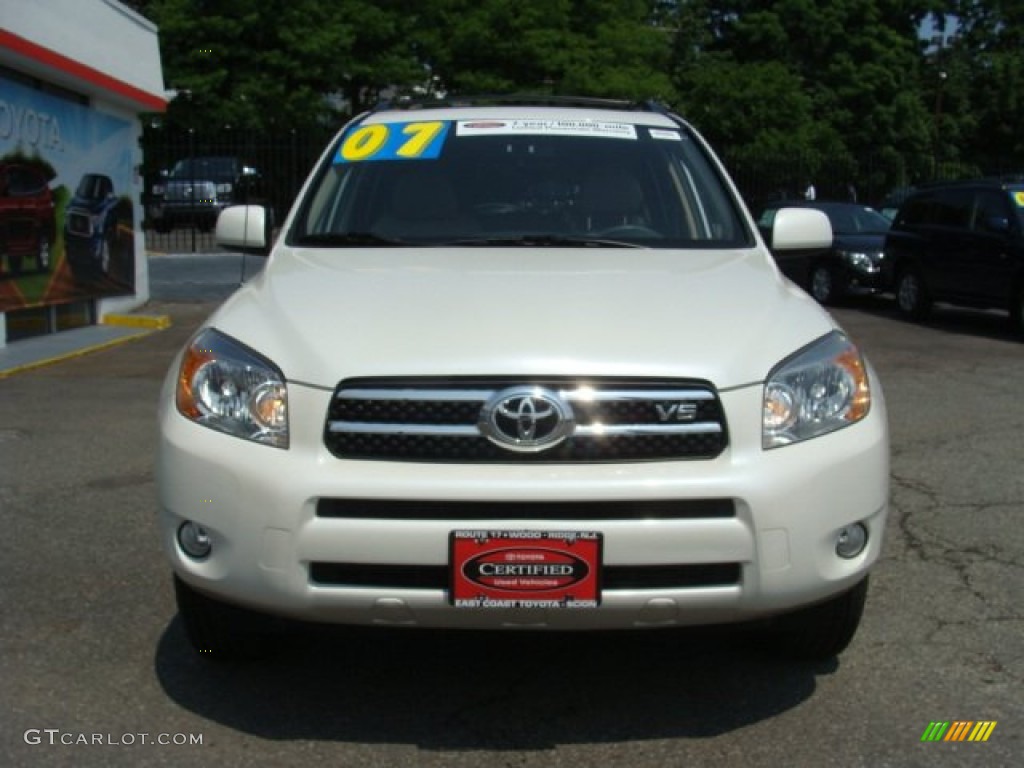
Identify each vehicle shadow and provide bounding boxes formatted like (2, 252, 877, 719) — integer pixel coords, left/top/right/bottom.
(154, 617, 833, 750)
(835, 294, 1020, 344)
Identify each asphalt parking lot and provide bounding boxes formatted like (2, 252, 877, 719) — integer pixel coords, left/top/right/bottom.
(0, 256, 1021, 767)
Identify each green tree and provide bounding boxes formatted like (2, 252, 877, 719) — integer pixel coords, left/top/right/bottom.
(137, 0, 423, 130)
(129, 0, 1022, 192)
(670, 0, 938, 200)
(409, 0, 674, 100)
(936, 0, 1024, 173)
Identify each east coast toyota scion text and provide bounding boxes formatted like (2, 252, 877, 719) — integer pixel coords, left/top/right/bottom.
(157, 97, 889, 660)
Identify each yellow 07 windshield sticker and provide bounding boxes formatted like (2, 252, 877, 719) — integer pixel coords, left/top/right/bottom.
(1015, 191, 1024, 207)
(335, 121, 450, 163)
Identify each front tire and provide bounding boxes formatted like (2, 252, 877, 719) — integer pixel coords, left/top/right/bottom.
(1010, 284, 1024, 339)
(173, 575, 282, 661)
(896, 267, 931, 320)
(809, 263, 841, 305)
(763, 577, 869, 661)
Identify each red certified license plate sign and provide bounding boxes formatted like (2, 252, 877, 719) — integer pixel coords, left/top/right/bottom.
(450, 530, 602, 608)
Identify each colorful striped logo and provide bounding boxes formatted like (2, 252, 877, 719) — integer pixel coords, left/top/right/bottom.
(921, 721, 997, 742)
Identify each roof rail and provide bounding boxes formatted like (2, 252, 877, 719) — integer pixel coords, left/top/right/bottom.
(373, 93, 671, 113)
(916, 175, 1024, 189)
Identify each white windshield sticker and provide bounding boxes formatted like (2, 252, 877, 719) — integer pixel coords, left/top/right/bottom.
(456, 120, 637, 140)
(649, 128, 682, 141)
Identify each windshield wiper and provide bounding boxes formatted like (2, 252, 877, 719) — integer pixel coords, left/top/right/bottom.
(448, 234, 645, 248)
(293, 232, 405, 247)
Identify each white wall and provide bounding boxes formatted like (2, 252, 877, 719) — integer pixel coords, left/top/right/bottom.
(0, 0, 165, 338)
(0, 0, 165, 111)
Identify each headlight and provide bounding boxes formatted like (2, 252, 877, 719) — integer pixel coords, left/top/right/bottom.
(838, 250, 880, 273)
(763, 331, 871, 449)
(175, 328, 289, 448)
(216, 183, 233, 195)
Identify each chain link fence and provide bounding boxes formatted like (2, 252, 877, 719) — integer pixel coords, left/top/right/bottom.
(140, 125, 332, 253)
(141, 125, 989, 253)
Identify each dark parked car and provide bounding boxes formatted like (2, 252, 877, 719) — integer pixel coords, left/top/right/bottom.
(0, 162, 55, 277)
(885, 178, 1024, 334)
(64, 173, 119, 279)
(757, 200, 892, 304)
(149, 156, 263, 233)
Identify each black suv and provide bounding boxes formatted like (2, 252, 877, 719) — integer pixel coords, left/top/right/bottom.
(757, 200, 892, 305)
(885, 179, 1024, 334)
(149, 156, 264, 233)
(64, 173, 120, 280)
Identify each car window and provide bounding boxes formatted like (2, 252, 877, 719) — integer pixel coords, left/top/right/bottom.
(757, 208, 778, 228)
(292, 118, 751, 249)
(6, 166, 46, 197)
(971, 189, 1011, 234)
(894, 195, 931, 228)
(169, 157, 238, 182)
(823, 205, 890, 234)
(931, 188, 973, 228)
(75, 175, 113, 199)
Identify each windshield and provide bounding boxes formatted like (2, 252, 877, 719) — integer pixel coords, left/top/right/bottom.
(75, 174, 112, 200)
(291, 117, 751, 249)
(169, 157, 238, 183)
(817, 204, 891, 235)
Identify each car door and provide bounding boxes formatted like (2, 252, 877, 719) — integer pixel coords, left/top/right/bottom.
(922, 187, 974, 299)
(955, 189, 1019, 304)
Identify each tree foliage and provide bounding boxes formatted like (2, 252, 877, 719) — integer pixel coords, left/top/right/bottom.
(128, 0, 1024, 199)
(937, 0, 1024, 172)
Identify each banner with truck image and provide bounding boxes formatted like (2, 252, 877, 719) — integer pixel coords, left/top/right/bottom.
(1, 75, 136, 312)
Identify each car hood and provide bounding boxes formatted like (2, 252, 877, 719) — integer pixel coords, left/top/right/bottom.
(833, 232, 886, 252)
(208, 246, 838, 390)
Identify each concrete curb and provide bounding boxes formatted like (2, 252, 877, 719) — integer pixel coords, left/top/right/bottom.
(0, 316, 173, 379)
(102, 313, 172, 330)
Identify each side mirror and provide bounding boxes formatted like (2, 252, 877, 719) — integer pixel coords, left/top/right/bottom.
(215, 205, 273, 257)
(770, 208, 833, 251)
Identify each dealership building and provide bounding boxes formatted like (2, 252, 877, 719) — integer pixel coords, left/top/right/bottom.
(0, 0, 165, 347)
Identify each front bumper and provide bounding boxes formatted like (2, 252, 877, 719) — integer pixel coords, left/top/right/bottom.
(157, 375, 890, 630)
(150, 200, 228, 223)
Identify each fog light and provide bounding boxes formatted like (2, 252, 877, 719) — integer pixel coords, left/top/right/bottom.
(836, 523, 868, 559)
(178, 521, 212, 559)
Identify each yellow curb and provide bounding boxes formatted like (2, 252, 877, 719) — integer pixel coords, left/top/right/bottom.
(102, 313, 172, 330)
(0, 330, 157, 379)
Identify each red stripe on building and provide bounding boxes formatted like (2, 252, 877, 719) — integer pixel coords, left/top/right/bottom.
(0, 29, 166, 112)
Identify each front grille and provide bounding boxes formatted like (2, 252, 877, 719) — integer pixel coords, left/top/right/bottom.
(316, 498, 735, 520)
(309, 562, 741, 591)
(66, 212, 91, 236)
(325, 377, 728, 462)
(165, 181, 216, 202)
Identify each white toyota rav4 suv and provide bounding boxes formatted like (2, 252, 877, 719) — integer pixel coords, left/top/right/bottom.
(157, 97, 889, 660)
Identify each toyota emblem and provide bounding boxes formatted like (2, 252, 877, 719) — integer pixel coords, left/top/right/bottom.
(479, 387, 575, 452)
